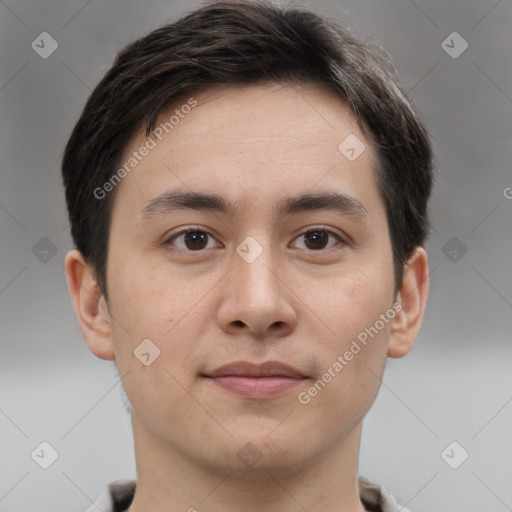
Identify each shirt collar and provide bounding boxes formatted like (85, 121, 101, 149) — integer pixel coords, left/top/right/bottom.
(86, 476, 410, 512)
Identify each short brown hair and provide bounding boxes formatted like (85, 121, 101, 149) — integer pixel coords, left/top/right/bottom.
(62, 0, 434, 297)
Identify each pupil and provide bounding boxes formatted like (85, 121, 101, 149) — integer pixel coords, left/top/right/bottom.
(185, 231, 208, 250)
(305, 231, 328, 250)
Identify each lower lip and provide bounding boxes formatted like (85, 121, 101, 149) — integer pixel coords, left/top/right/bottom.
(207, 376, 305, 398)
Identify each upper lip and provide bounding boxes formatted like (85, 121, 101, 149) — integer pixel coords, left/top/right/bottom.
(205, 361, 306, 378)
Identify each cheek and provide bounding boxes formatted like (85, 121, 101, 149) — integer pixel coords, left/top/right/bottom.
(106, 262, 208, 427)
(107, 256, 214, 381)
(109, 257, 195, 332)
(301, 293, 390, 433)
(314, 262, 394, 342)
(301, 254, 394, 407)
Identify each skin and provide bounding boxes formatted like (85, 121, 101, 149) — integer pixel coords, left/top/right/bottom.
(65, 83, 429, 512)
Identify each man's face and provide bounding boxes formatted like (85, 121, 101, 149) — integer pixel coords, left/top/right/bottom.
(105, 83, 397, 473)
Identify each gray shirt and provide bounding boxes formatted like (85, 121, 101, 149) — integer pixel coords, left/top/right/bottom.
(85, 476, 412, 512)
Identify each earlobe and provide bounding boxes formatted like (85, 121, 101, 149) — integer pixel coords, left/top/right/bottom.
(64, 249, 116, 361)
(387, 247, 429, 358)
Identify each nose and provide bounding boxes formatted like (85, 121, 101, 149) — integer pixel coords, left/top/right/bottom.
(216, 246, 298, 339)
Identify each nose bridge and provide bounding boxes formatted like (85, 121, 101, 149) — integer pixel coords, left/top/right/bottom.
(233, 237, 281, 307)
(216, 236, 297, 336)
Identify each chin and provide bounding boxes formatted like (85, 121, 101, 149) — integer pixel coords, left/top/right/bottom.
(209, 427, 316, 474)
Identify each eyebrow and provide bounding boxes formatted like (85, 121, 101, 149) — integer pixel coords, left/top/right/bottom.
(138, 189, 369, 222)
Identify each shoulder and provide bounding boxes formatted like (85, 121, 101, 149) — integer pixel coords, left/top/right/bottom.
(85, 479, 136, 512)
(358, 475, 412, 512)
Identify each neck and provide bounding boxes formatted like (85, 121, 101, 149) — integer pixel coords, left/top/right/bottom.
(126, 417, 368, 512)
(128, 420, 365, 512)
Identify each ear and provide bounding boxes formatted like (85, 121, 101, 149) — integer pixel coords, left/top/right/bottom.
(387, 247, 429, 358)
(64, 249, 115, 360)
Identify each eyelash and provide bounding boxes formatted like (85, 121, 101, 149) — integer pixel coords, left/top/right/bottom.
(164, 226, 347, 252)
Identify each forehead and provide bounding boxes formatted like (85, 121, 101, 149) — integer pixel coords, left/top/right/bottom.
(153, 83, 366, 162)
(113, 83, 381, 217)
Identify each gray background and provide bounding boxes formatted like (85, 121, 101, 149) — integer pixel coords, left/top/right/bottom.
(1, 0, 511, 511)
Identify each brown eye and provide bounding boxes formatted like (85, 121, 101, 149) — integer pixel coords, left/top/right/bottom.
(292, 229, 343, 251)
(303, 230, 329, 250)
(184, 231, 209, 250)
(167, 229, 218, 251)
